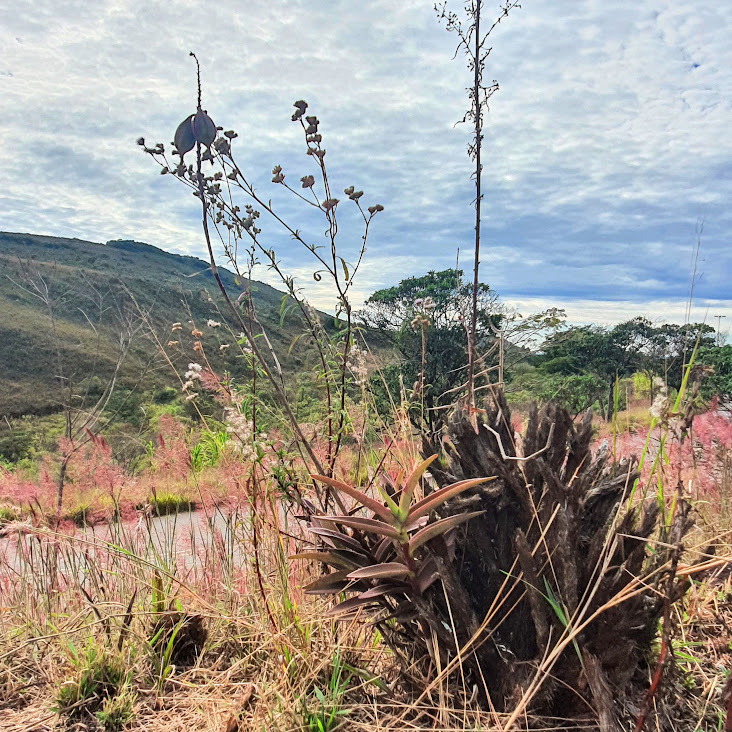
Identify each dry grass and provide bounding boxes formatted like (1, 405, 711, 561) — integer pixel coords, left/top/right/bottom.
(2, 397, 732, 730)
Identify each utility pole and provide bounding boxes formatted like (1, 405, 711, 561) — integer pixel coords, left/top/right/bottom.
(715, 314, 727, 346)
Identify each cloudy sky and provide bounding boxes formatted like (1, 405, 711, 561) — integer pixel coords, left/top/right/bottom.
(1, 0, 730, 330)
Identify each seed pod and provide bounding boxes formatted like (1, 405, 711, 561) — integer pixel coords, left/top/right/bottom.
(174, 115, 195, 158)
(192, 108, 217, 147)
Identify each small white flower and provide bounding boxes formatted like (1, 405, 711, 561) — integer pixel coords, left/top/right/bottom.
(182, 380, 194, 391)
(188, 363, 203, 372)
(207, 319, 221, 328)
(219, 344, 230, 351)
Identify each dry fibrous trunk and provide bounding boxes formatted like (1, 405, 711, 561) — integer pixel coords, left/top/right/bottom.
(416, 389, 694, 720)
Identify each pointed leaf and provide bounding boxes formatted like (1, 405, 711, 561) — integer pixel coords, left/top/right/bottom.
(373, 537, 395, 563)
(318, 515, 400, 540)
(304, 570, 357, 595)
(347, 563, 412, 581)
(415, 557, 439, 593)
(408, 511, 485, 556)
(360, 582, 410, 599)
(325, 596, 378, 618)
(376, 485, 401, 519)
(289, 551, 366, 571)
(307, 527, 368, 554)
(399, 455, 438, 516)
(310, 474, 395, 522)
(409, 477, 494, 520)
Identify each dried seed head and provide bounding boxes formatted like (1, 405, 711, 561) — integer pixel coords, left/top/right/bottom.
(174, 115, 196, 158)
(301, 175, 315, 189)
(192, 108, 217, 147)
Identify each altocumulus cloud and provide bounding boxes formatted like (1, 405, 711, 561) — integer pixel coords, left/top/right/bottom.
(0, 0, 729, 326)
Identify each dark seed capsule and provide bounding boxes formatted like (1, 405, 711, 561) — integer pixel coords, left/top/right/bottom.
(174, 115, 195, 158)
(192, 108, 217, 147)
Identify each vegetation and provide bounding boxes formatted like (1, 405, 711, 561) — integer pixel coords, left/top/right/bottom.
(2, 6, 732, 732)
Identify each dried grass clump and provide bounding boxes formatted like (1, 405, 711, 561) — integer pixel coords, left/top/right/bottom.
(413, 390, 697, 722)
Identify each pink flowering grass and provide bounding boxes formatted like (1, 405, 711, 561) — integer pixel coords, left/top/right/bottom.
(599, 405, 732, 501)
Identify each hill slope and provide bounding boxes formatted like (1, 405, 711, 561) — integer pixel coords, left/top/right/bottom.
(0, 231, 378, 417)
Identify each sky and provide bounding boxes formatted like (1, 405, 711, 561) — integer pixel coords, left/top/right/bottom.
(1, 0, 730, 333)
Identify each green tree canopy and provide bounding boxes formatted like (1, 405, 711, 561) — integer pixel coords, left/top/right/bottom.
(360, 269, 501, 436)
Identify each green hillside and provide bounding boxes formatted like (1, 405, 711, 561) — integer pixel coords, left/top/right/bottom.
(0, 231, 372, 418)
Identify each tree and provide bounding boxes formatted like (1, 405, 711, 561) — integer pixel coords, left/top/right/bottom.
(538, 319, 717, 419)
(611, 317, 715, 402)
(360, 269, 501, 437)
(539, 325, 637, 420)
(698, 344, 732, 402)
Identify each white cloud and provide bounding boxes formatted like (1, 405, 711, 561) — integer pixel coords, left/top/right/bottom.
(0, 0, 729, 319)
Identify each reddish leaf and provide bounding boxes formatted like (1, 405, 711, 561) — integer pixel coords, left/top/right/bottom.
(373, 537, 395, 563)
(409, 477, 494, 520)
(399, 454, 438, 516)
(324, 596, 380, 618)
(404, 515, 428, 532)
(307, 527, 368, 554)
(415, 558, 439, 593)
(408, 511, 485, 555)
(310, 474, 395, 522)
(319, 515, 400, 540)
(347, 563, 413, 581)
(289, 551, 365, 571)
(304, 570, 355, 595)
(359, 583, 410, 599)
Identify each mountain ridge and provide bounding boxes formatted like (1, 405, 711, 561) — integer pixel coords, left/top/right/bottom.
(0, 231, 383, 418)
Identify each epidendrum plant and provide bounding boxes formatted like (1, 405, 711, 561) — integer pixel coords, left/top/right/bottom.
(141, 53, 383, 496)
(298, 456, 491, 618)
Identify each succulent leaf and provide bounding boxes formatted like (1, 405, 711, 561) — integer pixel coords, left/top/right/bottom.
(324, 596, 379, 618)
(408, 476, 494, 520)
(399, 454, 438, 516)
(408, 511, 485, 556)
(318, 515, 401, 540)
(308, 526, 370, 554)
(289, 550, 366, 571)
(303, 570, 356, 595)
(347, 563, 412, 581)
(310, 474, 395, 523)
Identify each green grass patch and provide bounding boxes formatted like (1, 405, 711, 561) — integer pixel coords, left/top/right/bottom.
(0, 505, 19, 524)
(147, 493, 196, 516)
(65, 503, 92, 527)
(53, 643, 130, 721)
